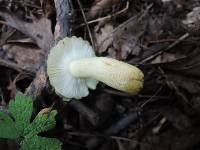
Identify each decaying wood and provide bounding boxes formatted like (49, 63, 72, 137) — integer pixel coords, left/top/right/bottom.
(54, 0, 71, 43)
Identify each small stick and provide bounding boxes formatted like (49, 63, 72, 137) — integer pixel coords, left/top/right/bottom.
(76, 0, 94, 48)
(140, 85, 164, 108)
(140, 33, 190, 64)
(0, 28, 16, 46)
(101, 88, 172, 100)
(148, 38, 176, 44)
(0, 58, 36, 75)
(152, 117, 167, 134)
(158, 67, 189, 104)
(164, 33, 189, 51)
(86, 111, 138, 149)
(98, 3, 153, 48)
(54, 0, 71, 42)
(77, 1, 129, 27)
(69, 100, 100, 126)
(158, 67, 194, 116)
(116, 139, 126, 150)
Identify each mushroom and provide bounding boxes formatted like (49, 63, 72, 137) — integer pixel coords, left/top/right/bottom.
(47, 36, 144, 100)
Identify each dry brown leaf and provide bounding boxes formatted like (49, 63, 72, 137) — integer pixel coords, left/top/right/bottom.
(94, 24, 113, 53)
(93, 12, 148, 59)
(3, 44, 43, 69)
(145, 15, 164, 42)
(0, 10, 54, 51)
(113, 13, 148, 59)
(88, 0, 121, 19)
(114, 33, 142, 59)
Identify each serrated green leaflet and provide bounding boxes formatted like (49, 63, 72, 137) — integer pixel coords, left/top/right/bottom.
(0, 111, 19, 139)
(20, 134, 62, 150)
(25, 110, 57, 135)
(9, 92, 33, 136)
(0, 91, 62, 150)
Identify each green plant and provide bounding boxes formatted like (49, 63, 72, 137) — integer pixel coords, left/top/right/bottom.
(0, 92, 62, 150)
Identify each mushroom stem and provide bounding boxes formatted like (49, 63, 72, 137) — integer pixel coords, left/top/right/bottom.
(70, 57, 144, 94)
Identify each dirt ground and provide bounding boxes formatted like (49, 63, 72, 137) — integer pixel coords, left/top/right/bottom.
(1, 0, 200, 149)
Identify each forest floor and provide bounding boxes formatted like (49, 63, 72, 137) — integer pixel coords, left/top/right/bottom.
(1, 0, 200, 150)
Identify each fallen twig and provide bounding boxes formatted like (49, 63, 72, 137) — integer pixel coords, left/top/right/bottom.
(77, 1, 129, 28)
(85, 111, 139, 149)
(0, 58, 36, 75)
(76, 0, 94, 48)
(140, 33, 190, 64)
(69, 100, 100, 126)
(54, 0, 71, 42)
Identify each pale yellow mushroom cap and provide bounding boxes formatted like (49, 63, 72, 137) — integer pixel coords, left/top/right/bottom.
(47, 36, 99, 99)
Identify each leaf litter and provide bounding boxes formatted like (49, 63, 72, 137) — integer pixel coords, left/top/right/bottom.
(1, 0, 200, 150)
(0, 10, 54, 51)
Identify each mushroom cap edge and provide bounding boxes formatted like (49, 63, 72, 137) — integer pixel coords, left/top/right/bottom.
(47, 36, 99, 99)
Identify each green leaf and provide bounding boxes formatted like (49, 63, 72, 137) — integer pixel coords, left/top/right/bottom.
(9, 92, 33, 136)
(0, 111, 19, 139)
(20, 134, 62, 150)
(0, 92, 62, 150)
(25, 110, 57, 135)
